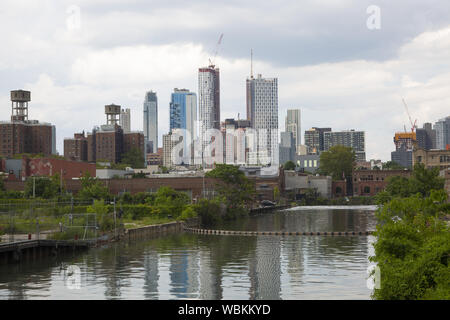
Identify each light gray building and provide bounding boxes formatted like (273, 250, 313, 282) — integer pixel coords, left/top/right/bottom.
(295, 154, 320, 173)
(284, 171, 332, 199)
(198, 65, 220, 161)
(434, 116, 450, 150)
(285, 109, 301, 154)
(279, 131, 296, 165)
(143, 91, 158, 154)
(120, 108, 131, 133)
(324, 129, 366, 161)
(246, 74, 278, 165)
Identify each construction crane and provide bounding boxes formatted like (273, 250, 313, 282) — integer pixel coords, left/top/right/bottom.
(402, 98, 417, 132)
(208, 33, 223, 67)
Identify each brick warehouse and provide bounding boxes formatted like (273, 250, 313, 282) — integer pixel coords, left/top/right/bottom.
(4, 175, 281, 202)
(0, 90, 55, 158)
(0, 157, 95, 180)
(352, 169, 411, 196)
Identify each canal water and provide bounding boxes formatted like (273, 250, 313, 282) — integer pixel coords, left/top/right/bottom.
(0, 206, 378, 300)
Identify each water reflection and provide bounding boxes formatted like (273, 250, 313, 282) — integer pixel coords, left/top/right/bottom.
(0, 207, 376, 300)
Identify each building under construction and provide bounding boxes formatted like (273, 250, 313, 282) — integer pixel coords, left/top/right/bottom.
(0, 90, 56, 158)
(391, 132, 416, 168)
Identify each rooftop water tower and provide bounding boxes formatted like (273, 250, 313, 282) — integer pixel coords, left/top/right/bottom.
(105, 104, 121, 125)
(11, 90, 31, 122)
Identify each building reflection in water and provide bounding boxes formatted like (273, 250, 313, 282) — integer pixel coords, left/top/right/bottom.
(143, 250, 159, 299)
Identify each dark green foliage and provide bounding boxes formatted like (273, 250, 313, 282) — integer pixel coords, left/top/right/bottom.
(319, 145, 355, 180)
(371, 187, 449, 300)
(205, 164, 256, 210)
(383, 161, 405, 170)
(120, 147, 145, 169)
(283, 161, 296, 170)
(24, 174, 62, 199)
(193, 199, 222, 227)
(78, 172, 110, 200)
(376, 163, 445, 204)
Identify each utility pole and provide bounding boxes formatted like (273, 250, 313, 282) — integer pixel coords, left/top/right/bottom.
(113, 196, 117, 240)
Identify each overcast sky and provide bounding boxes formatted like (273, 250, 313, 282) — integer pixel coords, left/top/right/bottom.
(1, 0, 450, 161)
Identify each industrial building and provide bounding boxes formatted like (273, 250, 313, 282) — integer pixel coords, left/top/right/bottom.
(0, 90, 56, 158)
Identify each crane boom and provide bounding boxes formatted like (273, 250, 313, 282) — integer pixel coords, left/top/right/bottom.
(209, 33, 223, 67)
(402, 98, 417, 132)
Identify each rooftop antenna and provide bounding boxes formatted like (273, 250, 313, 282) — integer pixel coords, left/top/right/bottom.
(250, 49, 254, 79)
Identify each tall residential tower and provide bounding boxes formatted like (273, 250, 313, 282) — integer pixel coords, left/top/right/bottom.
(198, 65, 220, 159)
(246, 74, 278, 165)
(285, 109, 301, 154)
(143, 91, 158, 154)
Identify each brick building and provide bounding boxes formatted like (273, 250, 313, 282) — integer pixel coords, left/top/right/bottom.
(352, 169, 411, 196)
(0, 90, 55, 158)
(0, 156, 95, 180)
(64, 132, 88, 161)
(413, 148, 450, 170)
(66, 110, 145, 165)
(4, 174, 281, 202)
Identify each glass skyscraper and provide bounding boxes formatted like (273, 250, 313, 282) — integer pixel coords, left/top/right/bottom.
(170, 88, 197, 164)
(143, 91, 158, 154)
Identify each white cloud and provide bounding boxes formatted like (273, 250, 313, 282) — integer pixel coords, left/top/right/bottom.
(1, 1, 450, 162)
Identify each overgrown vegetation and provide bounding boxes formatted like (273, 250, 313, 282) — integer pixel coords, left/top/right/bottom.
(318, 145, 356, 180)
(370, 163, 449, 300)
(202, 164, 256, 226)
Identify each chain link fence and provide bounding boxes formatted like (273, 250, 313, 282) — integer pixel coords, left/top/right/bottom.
(0, 200, 123, 244)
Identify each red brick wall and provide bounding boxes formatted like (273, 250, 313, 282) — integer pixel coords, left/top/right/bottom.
(5, 175, 281, 202)
(352, 169, 411, 196)
(332, 180, 347, 197)
(24, 158, 95, 179)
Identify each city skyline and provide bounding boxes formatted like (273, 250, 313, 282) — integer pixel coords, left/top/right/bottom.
(2, 1, 450, 161)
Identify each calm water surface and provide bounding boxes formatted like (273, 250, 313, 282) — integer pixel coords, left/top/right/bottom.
(0, 206, 377, 300)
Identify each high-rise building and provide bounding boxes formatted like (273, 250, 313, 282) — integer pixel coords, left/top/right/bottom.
(120, 108, 131, 133)
(162, 131, 182, 169)
(170, 88, 197, 146)
(434, 116, 450, 150)
(0, 90, 55, 158)
(304, 129, 320, 155)
(198, 65, 220, 160)
(143, 91, 158, 154)
(324, 130, 366, 161)
(64, 132, 88, 161)
(246, 74, 278, 165)
(285, 109, 301, 154)
(279, 131, 296, 165)
(416, 123, 436, 151)
(221, 119, 250, 165)
(390, 132, 416, 168)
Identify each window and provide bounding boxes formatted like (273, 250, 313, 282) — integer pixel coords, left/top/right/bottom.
(363, 186, 371, 194)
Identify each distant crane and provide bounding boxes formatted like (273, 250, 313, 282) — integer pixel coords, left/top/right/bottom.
(209, 33, 223, 67)
(402, 98, 417, 132)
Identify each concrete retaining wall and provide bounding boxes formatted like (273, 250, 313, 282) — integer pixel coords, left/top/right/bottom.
(127, 221, 185, 241)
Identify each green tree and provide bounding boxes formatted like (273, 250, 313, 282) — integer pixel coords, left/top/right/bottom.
(0, 178, 5, 192)
(205, 164, 256, 211)
(152, 186, 190, 218)
(383, 160, 405, 170)
(410, 163, 445, 197)
(24, 174, 62, 199)
(319, 145, 355, 180)
(380, 163, 445, 201)
(121, 147, 145, 168)
(371, 194, 450, 300)
(78, 172, 110, 200)
(283, 160, 296, 170)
